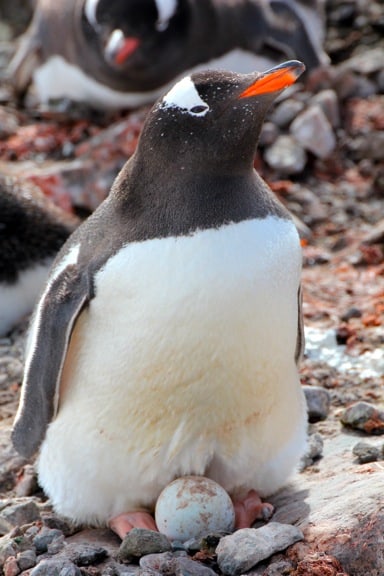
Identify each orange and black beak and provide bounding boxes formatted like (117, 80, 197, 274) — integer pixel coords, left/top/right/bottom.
(239, 60, 305, 99)
(104, 29, 140, 66)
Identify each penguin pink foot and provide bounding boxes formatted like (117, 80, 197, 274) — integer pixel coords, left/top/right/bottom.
(109, 511, 158, 539)
(233, 490, 274, 529)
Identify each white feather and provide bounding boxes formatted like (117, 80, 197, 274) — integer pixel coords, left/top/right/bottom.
(37, 217, 306, 525)
(154, 0, 178, 31)
(162, 75, 209, 116)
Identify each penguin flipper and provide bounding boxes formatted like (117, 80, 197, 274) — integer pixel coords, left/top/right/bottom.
(8, 24, 42, 97)
(295, 284, 305, 365)
(12, 264, 90, 459)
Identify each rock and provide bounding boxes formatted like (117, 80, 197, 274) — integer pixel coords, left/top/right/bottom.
(0, 108, 19, 139)
(303, 386, 331, 422)
(294, 553, 349, 576)
(216, 523, 303, 576)
(0, 535, 22, 566)
(0, 499, 40, 535)
(340, 401, 384, 434)
(272, 431, 384, 575)
(262, 559, 293, 575)
(0, 427, 27, 494)
(17, 548, 37, 570)
(42, 515, 76, 536)
(301, 432, 324, 469)
(105, 562, 142, 575)
(258, 122, 279, 147)
(119, 529, 172, 562)
(176, 555, 217, 576)
(264, 135, 307, 175)
(68, 543, 108, 566)
(33, 528, 64, 554)
(140, 551, 216, 576)
(15, 465, 39, 497)
(290, 105, 336, 159)
(352, 441, 380, 464)
(30, 558, 82, 576)
(139, 551, 175, 572)
(270, 99, 305, 129)
(312, 90, 340, 128)
(3, 556, 20, 576)
(339, 47, 384, 75)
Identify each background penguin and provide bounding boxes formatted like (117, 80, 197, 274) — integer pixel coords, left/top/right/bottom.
(0, 176, 79, 337)
(12, 61, 307, 538)
(9, 0, 328, 109)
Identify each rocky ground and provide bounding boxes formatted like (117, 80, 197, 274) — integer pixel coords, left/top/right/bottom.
(0, 0, 384, 575)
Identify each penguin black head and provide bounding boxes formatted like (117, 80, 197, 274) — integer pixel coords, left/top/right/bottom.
(83, 0, 188, 68)
(135, 60, 305, 175)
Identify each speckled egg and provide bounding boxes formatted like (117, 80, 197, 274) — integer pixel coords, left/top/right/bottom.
(155, 476, 235, 541)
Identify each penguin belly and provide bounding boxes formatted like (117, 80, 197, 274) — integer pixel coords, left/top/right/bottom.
(37, 216, 307, 525)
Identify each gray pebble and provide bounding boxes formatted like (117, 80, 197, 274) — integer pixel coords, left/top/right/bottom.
(139, 551, 176, 573)
(33, 528, 64, 554)
(30, 558, 82, 576)
(312, 90, 340, 128)
(119, 528, 172, 561)
(103, 561, 142, 576)
(176, 555, 217, 576)
(42, 515, 76, 536)
(140, 551, 216, 576)
(303, 385, 331, 422)
(216, 523, 303, 576)
(341, 402, 384, 434)
(17, 548, 37, 570)
(259, 122, 279, 147)
(352, 441, 380, 464)
(290, 105, 336, 159)
(0, 500, 40, 534)
(377, 70, 384, 93)
(263, 559, 293, 575)
(0, 535, 19, 566)
(301, 432, 324, 470)
(47, 535, 65, 555)
(270, 99, 305, 128)
(264, 135, 307, 175)
(183, 538, 203, 552)
(68, 543, 108, 566)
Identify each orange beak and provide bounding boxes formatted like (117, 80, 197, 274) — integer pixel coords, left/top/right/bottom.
(114, 37, 140, 65)
(239, 60, 305, 99)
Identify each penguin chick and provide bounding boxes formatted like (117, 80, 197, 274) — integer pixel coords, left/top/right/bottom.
(12, 61, 307, 537)
(0, 176, 79, 336)
(9, 0, 328, 109)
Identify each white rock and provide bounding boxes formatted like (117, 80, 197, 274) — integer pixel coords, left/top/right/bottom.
(216, 523, 303, 575)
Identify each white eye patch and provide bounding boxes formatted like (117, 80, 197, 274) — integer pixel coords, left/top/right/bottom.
(84, 0, 99, 28)
(162, 76, 210, 117)
(155, 0, 178, 31)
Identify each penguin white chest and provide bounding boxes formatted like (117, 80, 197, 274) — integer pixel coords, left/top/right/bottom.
(38, 216, 305, 522)
(59, 216, 302, 449)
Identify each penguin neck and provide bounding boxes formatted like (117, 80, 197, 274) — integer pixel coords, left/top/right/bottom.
(109, 153, 289, 243)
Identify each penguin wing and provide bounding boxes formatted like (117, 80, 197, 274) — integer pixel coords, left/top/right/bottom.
(12, 260, 92, 459)
(295, 284, 305, 364)
(8, 18, 42, 95)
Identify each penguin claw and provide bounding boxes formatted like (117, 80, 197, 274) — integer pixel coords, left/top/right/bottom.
(233, 490, 274, 528)
(108, 511, 158, 539)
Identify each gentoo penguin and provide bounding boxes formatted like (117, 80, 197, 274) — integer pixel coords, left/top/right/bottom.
(9, 0, 328, 109)
(0, 177, 79, 337)
(12, 61, 307, 537)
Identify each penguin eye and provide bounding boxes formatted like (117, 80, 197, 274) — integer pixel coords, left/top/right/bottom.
(190, 105, 209, 115)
